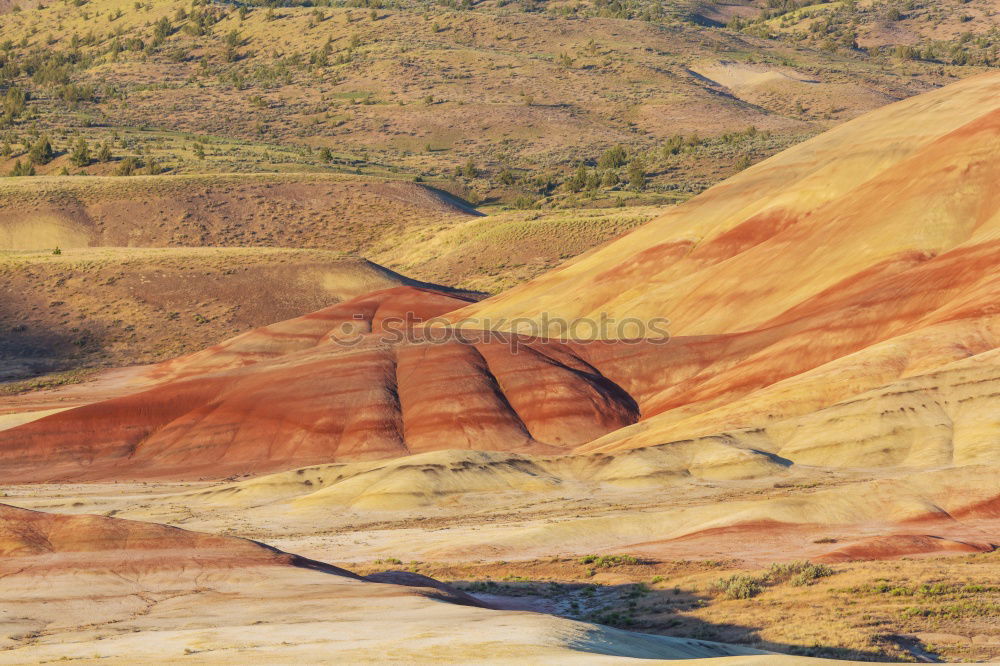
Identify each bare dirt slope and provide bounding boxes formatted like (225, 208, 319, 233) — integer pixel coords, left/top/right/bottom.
(2, 477, 997, 663)
(2, 75, 997, 493)
(451, 72, 1000, 459)
(0, 503, 777, 664)
(3, 76, 994, 582)
(0, 287, 641, 481)
(0, 61, 998, 666)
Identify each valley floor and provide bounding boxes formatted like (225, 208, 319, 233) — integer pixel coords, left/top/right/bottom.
(3, 468, 997, 664)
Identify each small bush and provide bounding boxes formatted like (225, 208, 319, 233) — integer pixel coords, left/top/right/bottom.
(712, 574, 767, 599)
(97, 142, 113, 163)
(769, 561, 833, 586)
(713, 561, 834, 599)
(70, 138, 90, 167)
(8, 159, 35, 177)
(790, 564, 833, 586)
(115, 156, 139, 176)
(578, 554, 640, 568)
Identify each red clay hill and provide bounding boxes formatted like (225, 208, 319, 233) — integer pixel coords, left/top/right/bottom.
(1, 74, 999, 485)
(0, 287, 639, 481)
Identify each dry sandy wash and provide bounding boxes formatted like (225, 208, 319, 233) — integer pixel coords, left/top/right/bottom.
(1, 74, 999, 662)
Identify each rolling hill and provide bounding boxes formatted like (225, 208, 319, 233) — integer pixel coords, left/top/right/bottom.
(0, 247, 438, 381)
(0, 0, 990, 208)
(0, 174, 655, 381)
(2, 0, 999, 664)
(451, 71, 1000, 461)
(2, 74, 996, 496)
(0, 174, 478, 251)
(0, 503, 772, 663)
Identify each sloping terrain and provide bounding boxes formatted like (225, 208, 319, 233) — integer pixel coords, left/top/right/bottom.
(1, 75, 996, 592)
(0, 247, 437, 381)
(0, 174, 477, 252)
(0, 287, 639, 481)
(0, 504, 775, 664)
(0, 178, 653, 381)
(0, 0, 985, 208)
(450, 72, 1000, 332)
(0, 171, 655, 293)
(0, 501, 346, 571)
(2, 74, 998, 486)
(0, 0, 40, 12)
(4, 468, 997, 661)
(741, 0, 1000, 54)
(2, 1, 999, 664)
(1, 72, 999, 665)
(450, 71, 1000, 459)
(687, 59, 895, 120)
(379, 206, 659, 293)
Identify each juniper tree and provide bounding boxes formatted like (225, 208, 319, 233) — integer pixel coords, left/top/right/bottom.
(115, 156, 139, 176)
(96, 141, 113, 163)
(598, 145, 627, 169)
(627, 159, 646, 191)
(3, 86, 27, 121)
(28, 135, 54, 165)
(70, 137, 91, 167)
(566, 164, 588, 192)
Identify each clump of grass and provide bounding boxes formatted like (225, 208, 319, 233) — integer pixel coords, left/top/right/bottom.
(711, 573, 768, 599)
(901, 600, 1000, 619)
(0, 368, 99, 395)
(578, 554, 641, 568)
(589, 609, 636, 626)
(769, 560, 834, 586)
(712, 561, 835, 599)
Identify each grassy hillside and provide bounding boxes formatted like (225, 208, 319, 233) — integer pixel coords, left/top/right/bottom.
(0, 247, 421, 381)
(733, 0, 1000, 58)
(0, 173, 477, 251)
(0, 171, 652, 289)
(0, 0, 990, 208)
(378, 205, 659, 292)
(0, 196, 656, 379)
(1, 0, 996, 382)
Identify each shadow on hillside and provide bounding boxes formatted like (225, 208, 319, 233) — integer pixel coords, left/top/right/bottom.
(0, 301, 109, 383)
(419, 183, 487, 217)
(454, 579, 912, 662)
